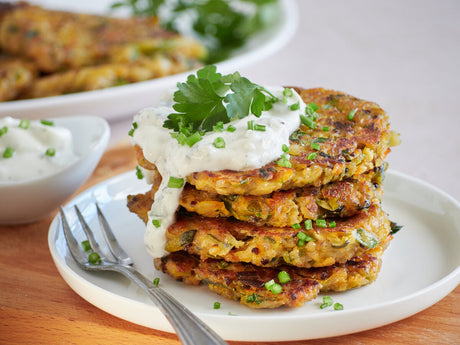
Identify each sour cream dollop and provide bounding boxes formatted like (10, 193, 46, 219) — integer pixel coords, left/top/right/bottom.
(0, 117, 78, 183)
(132, 87, 306, 257)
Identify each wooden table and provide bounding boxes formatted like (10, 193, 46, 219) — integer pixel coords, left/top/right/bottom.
(1, 141, 458, 345)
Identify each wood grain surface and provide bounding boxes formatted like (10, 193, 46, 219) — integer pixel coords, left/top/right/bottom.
(1, 141, 458, 345)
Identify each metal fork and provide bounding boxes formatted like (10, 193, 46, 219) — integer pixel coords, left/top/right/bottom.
(59, 204, 228, 345)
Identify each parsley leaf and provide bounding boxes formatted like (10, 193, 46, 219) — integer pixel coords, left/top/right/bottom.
(163, 65, 278, 146)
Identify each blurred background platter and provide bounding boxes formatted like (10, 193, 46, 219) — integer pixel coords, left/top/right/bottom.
(0, 0, 297, 120)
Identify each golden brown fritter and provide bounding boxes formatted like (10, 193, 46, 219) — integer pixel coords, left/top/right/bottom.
(154, 245, 384, 308)
(163, 204, 391, 269)
(135, 88, 393, 196)
(180, 169, 383, 227)
(127, 168, 384, 227)
(23, 54, 202, 98)
(0, 55, 37, 101)
(0, 2, 206, 73)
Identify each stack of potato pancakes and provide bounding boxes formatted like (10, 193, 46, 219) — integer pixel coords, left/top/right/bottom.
(128, 87, 398, 308)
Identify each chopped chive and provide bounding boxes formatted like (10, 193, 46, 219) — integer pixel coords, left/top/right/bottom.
(247, 120, 254, 130)
(320, 296, 333, 309)
(254, 124, 266, 131)
(304, 219, 313, 230)
(213, 121, 224, 132)
(290, 102, 300, 111)
(307, 152, 317, 160)
(308, 102, 319, 112)
(300, 115, 316, 129)
(226, 125, 236, 132)
(278, 270, 291, 284)
(292, 223, 301, 229)
(153, 277, 160, 286)
(184, 132, 202, 147)
(45, 148, 56, 157)
(19, 119, 30, 129)
(334, 302, 344, 310)
(3, 147, 14, 158)
(348, 108, 358, 120)
(311, 142, 321, 150)
(328, 221, 337, 227)
(322, 126, 329, 131)
(276, 157, 291, 168)
(152, 219, 162, 228)
(282, 144, 289, 153)
(213, 302, 221, 309)
(40, 119, 54, 126)
(129, 122, 138, 137)
(135, 166, 144, 179)
(0, 126, 7, 137)
(283, 88, 293, 97)
(297, 231, 315, 242)
(213, 137, 226, 148)
(297, 239, 306, 246)
(168, 176, 184, 188)
(88, 252, 101, 264)
(271, 283, 283, 294)
(316, 219, 327, 228)
(81, 240, 91, 252)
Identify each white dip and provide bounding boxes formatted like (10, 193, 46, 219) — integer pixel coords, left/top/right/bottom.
(132, 87, 306, 257)
(0, 117, 78, 183)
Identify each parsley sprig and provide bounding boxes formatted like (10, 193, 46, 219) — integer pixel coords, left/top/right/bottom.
(163, 65, 278, 146)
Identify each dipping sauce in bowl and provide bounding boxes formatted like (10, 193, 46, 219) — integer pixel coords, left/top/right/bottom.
(0, 115, 110, 224)
(0, 117, 78, 183)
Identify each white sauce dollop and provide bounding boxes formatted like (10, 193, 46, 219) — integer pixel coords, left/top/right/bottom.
(132, 87, 306, 257)
(0, 117, 78, 183)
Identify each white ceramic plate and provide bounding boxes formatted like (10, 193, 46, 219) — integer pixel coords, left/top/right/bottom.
(0, 0, 297, 121)
(48, 169, 460, 341)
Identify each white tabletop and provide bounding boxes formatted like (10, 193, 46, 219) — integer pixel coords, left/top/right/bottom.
(110, 0, 460, 202)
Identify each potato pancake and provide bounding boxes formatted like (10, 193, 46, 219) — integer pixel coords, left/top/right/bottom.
(155, 245, 384, 308)
(164, 204, 391, 269)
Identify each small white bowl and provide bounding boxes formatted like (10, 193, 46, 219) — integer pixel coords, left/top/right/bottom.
(0, 116, 110, 224)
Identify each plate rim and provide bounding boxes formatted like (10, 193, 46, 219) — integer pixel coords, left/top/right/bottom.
(47, 169, 460, 341)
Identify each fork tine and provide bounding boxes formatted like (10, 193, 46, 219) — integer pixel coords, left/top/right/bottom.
(74, 205, 106, 260)
(59, 207, 87, 264)
(96, 203, 133, 266)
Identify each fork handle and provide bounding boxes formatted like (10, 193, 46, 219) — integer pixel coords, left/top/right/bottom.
(116, 265, 228, 345)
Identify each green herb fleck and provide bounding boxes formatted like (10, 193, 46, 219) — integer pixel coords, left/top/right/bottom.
(45, 148, 56, 157)
(3, 147, 14, 158)
(320, 296, 333, 309)
(213, 302, 221, 309)
(307, 152, 317, 160)
(40, 119, 54, 126)
(88, 252, 101, 264)
(168, 176, 185, 188)
(334, 302, 344, 310)
(81, 240, 92, 252)
(152, 219, 162, 228)
(19, 119, 30, 129)
(213, 137, 226, 148)
(135, 166, 144, 179)
(278, 271, 291, 284)
(153, 277, 160, 286)
(316, 219, 327, 228)
(348, 108, 358, 120)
